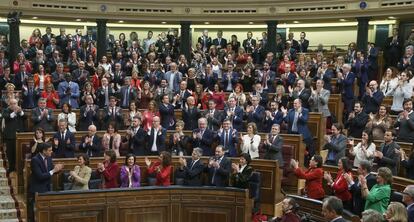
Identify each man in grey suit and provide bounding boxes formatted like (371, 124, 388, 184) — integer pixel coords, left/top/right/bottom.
(309, 79, 331, 118)
(395, 99, 414, 143)
(322, 196, 347, 222)
(263, 124, 284, 167)
(163, 62, 182, 94)
(323, 123, 347, 165)
(203, 99, 223, 131)
(31, 98, 55, 132)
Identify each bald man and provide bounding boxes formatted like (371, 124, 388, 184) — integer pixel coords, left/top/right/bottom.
(146, 116, 167, 155)
(362, 80, 384, 114)
(79, 125, 102, 157)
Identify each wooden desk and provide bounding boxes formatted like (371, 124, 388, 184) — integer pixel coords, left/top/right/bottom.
(36, 186, 252, 222)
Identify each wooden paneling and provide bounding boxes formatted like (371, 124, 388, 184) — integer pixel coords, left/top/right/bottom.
(308, 112, 325, 154)
(36, 187, 252, 222)
(328, 94, 344, 124)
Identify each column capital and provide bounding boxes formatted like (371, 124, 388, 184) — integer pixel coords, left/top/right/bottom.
(265, 20, 278, 26)
(96, 19, 108, 23)
(7, 11, 21, 25)
(356, 17, 371, 22)
(180, 21, 191, 26)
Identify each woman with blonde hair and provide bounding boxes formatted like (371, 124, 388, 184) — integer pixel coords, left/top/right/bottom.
(384, 202, 408, 222)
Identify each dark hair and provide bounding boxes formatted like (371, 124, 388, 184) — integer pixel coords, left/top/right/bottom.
(359, 160, 372, 173)
(323, 196, 343, 215)
(403, 98, 413, 106)
(104, 150, 117, 163)
(107, 122, 118, 133)
(354, 100, 364, 108)
(160, 151, 172, 167)
(339, 157, 352, 172)
(363, 129, 373, 145)
(385, 129, 396, 138)
(77, 153, 90, 166)
(34, 127, 45, 140)
(332, 123, 343, 133)
(62, 103, 72, 113)
(124, 153, 136, 166)
(240, 153, 252, 165)
(312, 155, 323, 168)
(40, 142, 52, 152)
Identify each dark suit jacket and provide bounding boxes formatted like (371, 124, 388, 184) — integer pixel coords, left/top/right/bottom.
(231, 165, 253, 189)
(212, 38, 227, 49)
(345, 112, 369, 138)
(339, 72, 356, 100)
(31, 107, 55, 132)
(14, 72, 30, 90)
(22, 87, 40, 109)
(79, 135, 101, 157)
(118, 86, 138, 108)
(159, 103, 176, 130)
(362, 90, 384, 114)
(218, 129, 238, 157)
(284, 108, 312, 141)
(242, 38, 257, 53)
(291, 89, 311, 109)
(192, 128, 214, 156)
(401, 157, 414, 180)
(130, 127, 147, 156)
(2, 108, 25, 139)
(224, 106, 244, 132)
(313, 69, 333, 92)
(181, 159, 204, 186)
(182, 107, 201, 130)
(146, 127, 167, 154)
(78, 104, 100, 131)
(263, 134, 284, 166)
(246, 105, 265, 132)
(376, 141, 400, 175)
(197, 36, 212, 51)
(29, 153, 54, 194)
(71, 69, 90, 87)
(350, 173, 377, 216)
(96, 86, 115, 108)
(52, 130, 76, 158)
(207, 156, 231, 187)
(408, 204, 414, 222)
(298, 39, 309, 53)
(102, 106, 124, 129)
(394, 112, 414, 143)
(203, 109, 223, 131)
(265, 110, 283, 132)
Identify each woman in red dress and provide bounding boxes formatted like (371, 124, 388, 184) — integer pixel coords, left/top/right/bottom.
(33, 65, 52, 91)
(13, 53, 32, 74)
(142, 100, 160, 131)
(41, 83, 59, 109)
(145, 151, 172, 186)
(210, 83, 225, 110)
(278, 54, 296, 74)
(292, 155, 325, 200)
(97, 150, 119, 189)
(138, 81, 154, 109)
(324, 157, 353, 211)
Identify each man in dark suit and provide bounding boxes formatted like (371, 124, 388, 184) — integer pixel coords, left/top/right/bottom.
(177, 148, 205, 186)
(28, 143, 63, 222)
(362, 80, 384, 114)
(2, 99, 25, 173)
(344, 160, 376, 216)
(102, 96, 124, 130)
(56, 28, 68, 54)
(159, 94, 176, 130)
(71, 61, 90, 89)
(127, 116, 147, 156)
(57, 73, 80, 109)
(51, 63, 65, 89)
(174, 80, 192, 109)
(96, 77, 115, 108)
(264, 101, 283, 133)
(337, 64, 356, 116)
(197, 29, 212, 53)
(246, 95, 266, 132)
(282, 98, 314, 157)
(314, 60, 333, 92)
(224, 97, 244, 132)
(242, 31, 256, 54)
(221, 63, 240, 92)
(31, 98, 55, 132)
(367, 42, 379, 81)
(21, 77, 40, 109)
(263, 124, 283, 165)
(118, 77, 137, 108)
(217, 119, 238, 157)
(182, 96, 201, 130)
(251, 83, 268, 107)
(203, 99, 223, 131)
(79, 95, 100, 131)
(321, 196, 347, 222)
(79, 124, 101, 157)
(112, 62, 126, 91)
(207, 145, 231, 187)
(146, 116, 167, 155)
(298, 32, 309, 53)
(290, 79, 311, 109)
(384, 28, 402, 68)
(258, 62, 276, 92)
(287, 32, 299, 52)
(212, 30, 227, 50)
(402, 185, 414, 222)
(345, 101, 369, 138)
(83, 29, 96, 43)
(192, 117, 215, 156)
(52, 119, 75, 158)
(395, 99, 414, 143)
(41, 26, 55, 47)
(375, 130, 401, 175)
(14, 63, 30, 90)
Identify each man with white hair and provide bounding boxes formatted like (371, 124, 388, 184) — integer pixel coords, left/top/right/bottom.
(79, 125, 101, 157)
(398, 44, 414, 71)
(164, 62, 182, 94)
(402, 185, 414, 222)
(2, 98, 25, 173)
(191, 117, 215, 156)
(198, 29, 212, 53)
(337, 63, 356, 118)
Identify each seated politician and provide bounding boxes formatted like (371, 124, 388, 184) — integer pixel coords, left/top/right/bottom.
(207, 145, 231, 187)
(176, 148, 205, 186)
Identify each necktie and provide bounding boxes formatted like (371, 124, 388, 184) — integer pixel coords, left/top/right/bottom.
(225, 130, 229, 149)
(44, 158, 48, 170)
(61, 132, 65, 141)
(292, 111, 299, 132)
(123, 88, 129, 107)
(112, 107, 116, 118)
(109, 136, 114, 150)
(104, 87, 109, 106)
(190, 160, 196, 170)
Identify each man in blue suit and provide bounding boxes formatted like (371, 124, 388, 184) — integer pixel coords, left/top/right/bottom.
(159, 94, 176, 130)
(221, 63, 239, 92)
(223, 97, 244, 132)
(28, 143, 64, 222)
(52, 119, 76, 158)
(192, 117, 215, 156)
(207, 145, 231, 187)
(58, 73, 80, 108)
(402, 185, 414, 222)
(282, 98, 314, 159)
(337, 64, 355, 118)
(246, 95, 266, 132)
(265, 101, 283, 133)
(217, 119, 239, 157)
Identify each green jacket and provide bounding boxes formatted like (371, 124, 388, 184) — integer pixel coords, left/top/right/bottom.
(364, 184, 391, 214)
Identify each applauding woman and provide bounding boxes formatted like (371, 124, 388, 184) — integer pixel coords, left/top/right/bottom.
(145, 151, 172, 186)
(69, 154, 92, 190)
(349, 129, 376, 168)
(292, 155, 325, 200)
(97, 150, 119, 189)
(120, 154, 141, 188)
(240, 122, 261, 159)
(231, 153, 253, 189)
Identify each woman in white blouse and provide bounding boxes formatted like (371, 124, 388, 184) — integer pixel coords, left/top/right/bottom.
(379, 67, 398, 95)
(240, 122, 261, 159)
(58, 103, 77, 132)
(349, 129, 376, 168)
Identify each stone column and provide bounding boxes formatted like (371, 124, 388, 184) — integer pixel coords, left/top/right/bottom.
(356, 17, 371, 51)
(7, 11, 21, 69)
(180, 21, 191, 60)
(266, 20, 278, 55)
(96, 19, 108, 61)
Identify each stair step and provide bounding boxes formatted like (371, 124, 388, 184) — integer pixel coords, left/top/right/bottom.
(0, 209, 17, 220)
(0, 187, 11, 195)
(0, 197, 16, 209)
(0, 178, 8, 187)
(0, 219, 20, 222)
